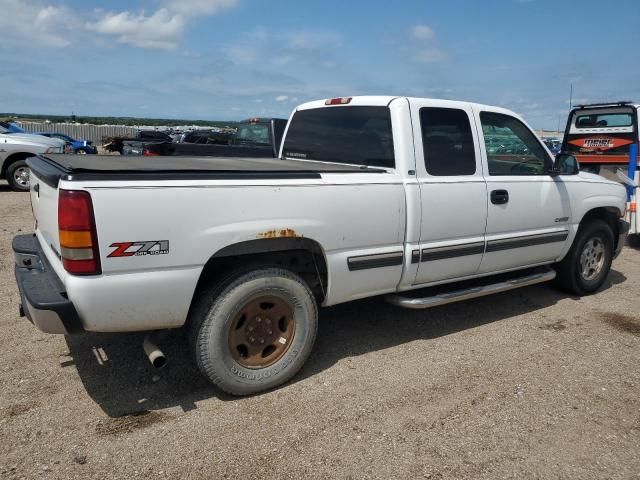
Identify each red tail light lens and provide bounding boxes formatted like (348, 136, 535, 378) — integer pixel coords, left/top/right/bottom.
(143, 148, 158, 156)
(58, 190, 101, 275)
(325, 97, 352, 105)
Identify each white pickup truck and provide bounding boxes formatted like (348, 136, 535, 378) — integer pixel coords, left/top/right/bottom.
(14, 96, 629, 395)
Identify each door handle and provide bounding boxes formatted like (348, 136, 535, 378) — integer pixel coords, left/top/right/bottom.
(490, 189, 509, 205)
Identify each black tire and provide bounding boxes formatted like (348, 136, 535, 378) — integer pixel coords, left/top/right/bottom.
(189, 267, 318, 396)
(6, 160, 30, 192)
(554, 219, 614, 295)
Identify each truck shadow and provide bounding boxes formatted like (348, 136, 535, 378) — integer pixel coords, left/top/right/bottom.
(65, 270, 626, 417)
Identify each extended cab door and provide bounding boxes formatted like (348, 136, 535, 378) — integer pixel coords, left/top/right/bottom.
(475, 109, 571, 273)
(411, 100, 488, 285)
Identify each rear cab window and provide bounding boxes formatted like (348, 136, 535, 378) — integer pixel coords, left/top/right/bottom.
(282, 106, 395, 168)
(235, 123, 271, 146)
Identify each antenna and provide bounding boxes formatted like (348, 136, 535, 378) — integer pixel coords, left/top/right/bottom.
(569, 84, 573, 110)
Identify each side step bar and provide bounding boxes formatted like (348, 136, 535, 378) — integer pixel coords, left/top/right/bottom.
(385, 268, 556, 310)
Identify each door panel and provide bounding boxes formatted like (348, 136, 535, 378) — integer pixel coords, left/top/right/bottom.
(410, 101, 488, 285)
(475, 109, 571, 273)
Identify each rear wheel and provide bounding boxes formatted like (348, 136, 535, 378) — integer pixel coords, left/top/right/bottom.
(189, 267, 318, 396)
(6, 160, 30, 191)
(554, 219, 614, 295)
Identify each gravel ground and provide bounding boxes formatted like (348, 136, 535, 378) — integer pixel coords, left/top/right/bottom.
(1, 181, 639, 480)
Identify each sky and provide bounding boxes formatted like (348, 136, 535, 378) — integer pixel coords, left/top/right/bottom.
(1, 0, 639, 129)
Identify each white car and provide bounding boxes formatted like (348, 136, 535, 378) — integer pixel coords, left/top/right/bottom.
(14, 96, 629, 395)
(0, 125, 65, 190)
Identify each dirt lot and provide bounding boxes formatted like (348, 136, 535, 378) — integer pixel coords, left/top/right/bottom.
(1, 182, 639, 480)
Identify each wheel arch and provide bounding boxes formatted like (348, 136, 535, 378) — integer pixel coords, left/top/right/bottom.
(1, 152, 34, 176)
(577, 206, 620, 248)
(191, 237, 329, 309)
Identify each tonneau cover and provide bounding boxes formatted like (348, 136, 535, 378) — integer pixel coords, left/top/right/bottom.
(41, 154, 378, 173)
(28, 154, 383, 187)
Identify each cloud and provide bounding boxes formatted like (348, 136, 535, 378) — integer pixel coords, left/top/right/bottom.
(414, 48, 446, 63)
(87, 9, 186, 50)
(412, 25, 435, 41)
(85, 0, 240, 50)
(0, 0, 74, 48)
(286, 30, 342, 49)
(275, 95, 289, 102)
(165, 0, 239, 15)
(410, 24, 446, 63)
(223, 28, 342, 69)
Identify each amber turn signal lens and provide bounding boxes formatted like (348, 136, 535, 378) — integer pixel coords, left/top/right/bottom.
(59, 230, 93, 248)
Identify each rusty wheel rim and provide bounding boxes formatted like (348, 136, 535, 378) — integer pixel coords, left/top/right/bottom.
(228, 295, 296, 369)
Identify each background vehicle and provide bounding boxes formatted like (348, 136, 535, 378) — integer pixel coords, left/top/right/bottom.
(0, 125, 64, 190)
(15, 97, 628, 396)
(179, 129, 234, 144)
(36, 132, 97, 154)
(562, 101, 639, 174)
(103, 130, 172, 154)
(541, 137, 562, 155)
(561, 101, 639, 236)
(143, 118, 286, 158)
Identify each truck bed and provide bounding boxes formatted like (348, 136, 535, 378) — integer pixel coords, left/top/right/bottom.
(29, 154, 383, 187)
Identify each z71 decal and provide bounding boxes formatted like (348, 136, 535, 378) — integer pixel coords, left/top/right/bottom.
(108, 240, 169, 258)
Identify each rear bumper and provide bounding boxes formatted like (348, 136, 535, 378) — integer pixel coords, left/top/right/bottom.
(13, 234, 83, 335)
(614, 219, 630, 259)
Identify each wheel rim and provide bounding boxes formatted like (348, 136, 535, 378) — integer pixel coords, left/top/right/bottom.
(13, 166, 30, 188)
(77, 149, 87, 154)
(580, 237, 605, 281)
(228, 295, 296, 369)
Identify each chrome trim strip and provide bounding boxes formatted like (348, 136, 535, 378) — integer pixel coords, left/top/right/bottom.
(14, 252, 44, 271)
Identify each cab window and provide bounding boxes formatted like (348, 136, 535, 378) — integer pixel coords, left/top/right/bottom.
(420, 107, 476, 176)
(480, 112, 551, 175)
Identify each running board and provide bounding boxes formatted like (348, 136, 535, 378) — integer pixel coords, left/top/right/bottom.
(385, 268, 556, 310)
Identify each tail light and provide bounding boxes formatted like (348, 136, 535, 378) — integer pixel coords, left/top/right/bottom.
(325, 97, 352, 105)
(58, 190, 101, 275)
(143, 148, 158, 156)
(630, 201, 637, 213)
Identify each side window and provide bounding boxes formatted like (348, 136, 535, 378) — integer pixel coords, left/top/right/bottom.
(480, 112, 551, 175)
(420, 107, 476, 176)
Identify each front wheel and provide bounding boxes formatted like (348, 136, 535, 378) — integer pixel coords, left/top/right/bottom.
(554, 219, 614, 295)
(6, 160, 30, 191)
(190, 268, 318, 396)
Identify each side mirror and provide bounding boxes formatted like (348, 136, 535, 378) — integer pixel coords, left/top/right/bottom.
(552, 153, 579, 175)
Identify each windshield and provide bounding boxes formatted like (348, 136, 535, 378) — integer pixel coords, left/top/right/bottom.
(282, 106, 395, 168)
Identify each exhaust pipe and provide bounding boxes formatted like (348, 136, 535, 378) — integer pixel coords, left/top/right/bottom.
(143, 334, 167, 369)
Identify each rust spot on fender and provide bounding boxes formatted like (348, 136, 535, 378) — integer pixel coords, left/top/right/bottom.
(257, 228, 301, 239)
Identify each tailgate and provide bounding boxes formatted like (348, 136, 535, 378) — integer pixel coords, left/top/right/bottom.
(29, 167, 61, 259)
